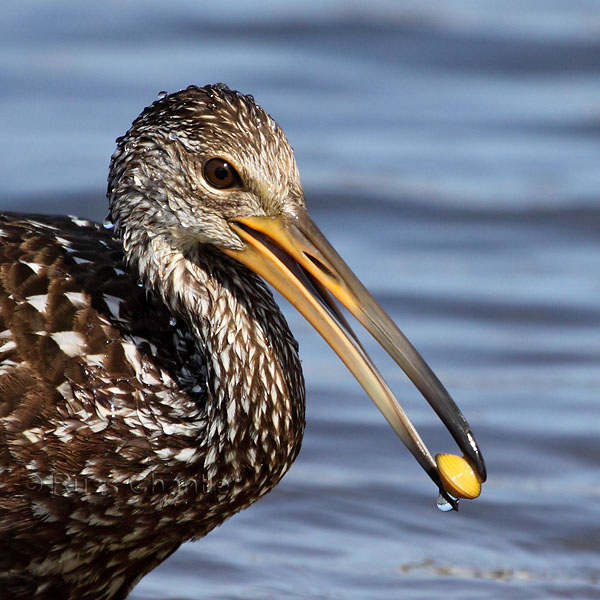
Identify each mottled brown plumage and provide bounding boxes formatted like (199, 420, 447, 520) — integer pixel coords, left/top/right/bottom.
(0, 85, 305, 599)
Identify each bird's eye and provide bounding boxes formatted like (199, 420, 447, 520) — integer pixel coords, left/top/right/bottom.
(203, 158, 242, 190)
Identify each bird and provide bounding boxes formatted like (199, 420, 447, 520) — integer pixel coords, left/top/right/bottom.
(0, 84, 486, 600)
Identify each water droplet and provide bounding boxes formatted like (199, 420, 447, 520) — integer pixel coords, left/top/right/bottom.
(169, 317, 177, 327)
(157, 90, 168, 99)
(103, 218, 114, 230)
(137, 278, 144, 288)
(437, 492, 459, 512)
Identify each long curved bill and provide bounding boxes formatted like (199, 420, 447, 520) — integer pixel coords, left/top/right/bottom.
(223, 209, 486, 506)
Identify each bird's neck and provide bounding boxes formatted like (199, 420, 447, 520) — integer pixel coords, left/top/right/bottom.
(133, 234, 306, 510)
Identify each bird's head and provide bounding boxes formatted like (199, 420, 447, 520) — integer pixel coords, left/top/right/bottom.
(108, 84, 486, 508)
(108, 84, 304, 253)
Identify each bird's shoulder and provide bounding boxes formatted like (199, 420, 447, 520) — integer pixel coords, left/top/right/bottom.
(0, 212, 208, 429)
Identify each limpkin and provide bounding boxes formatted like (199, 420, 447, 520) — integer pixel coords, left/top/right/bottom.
(0, 84, 485, 599)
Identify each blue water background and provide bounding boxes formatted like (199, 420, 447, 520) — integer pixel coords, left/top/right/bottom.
(2, 1, 600, 598)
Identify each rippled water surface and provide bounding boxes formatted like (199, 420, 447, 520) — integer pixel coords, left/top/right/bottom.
(2, 1, 600, 598)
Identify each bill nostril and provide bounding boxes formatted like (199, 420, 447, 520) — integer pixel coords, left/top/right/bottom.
(302, 252, 335, 279)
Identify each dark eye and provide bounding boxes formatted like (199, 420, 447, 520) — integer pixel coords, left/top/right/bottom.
(203, 158, 242, 190)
